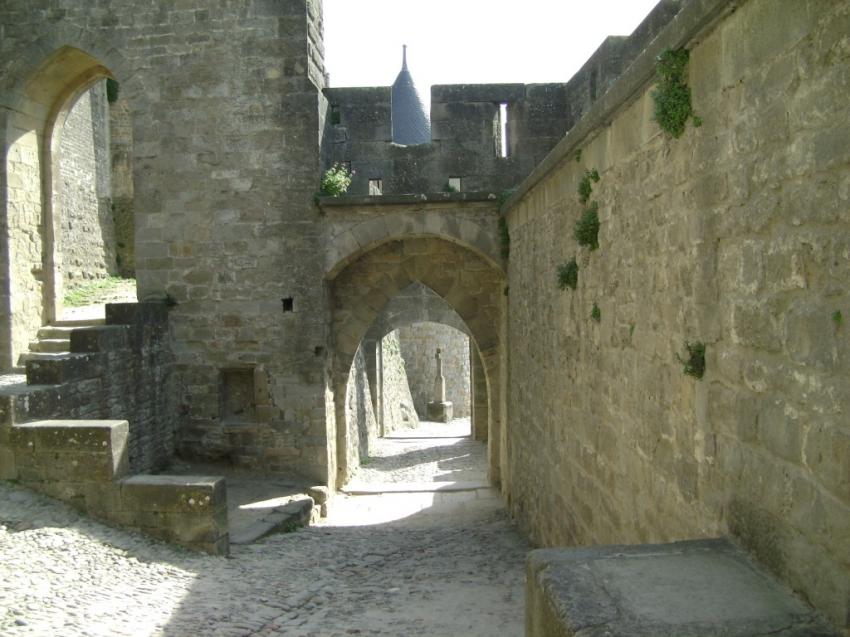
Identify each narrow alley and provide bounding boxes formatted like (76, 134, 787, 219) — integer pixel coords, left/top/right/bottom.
(0, 419, 528, 636)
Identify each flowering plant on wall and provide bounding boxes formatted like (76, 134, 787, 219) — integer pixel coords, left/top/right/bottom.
(319, 163, 354, 196)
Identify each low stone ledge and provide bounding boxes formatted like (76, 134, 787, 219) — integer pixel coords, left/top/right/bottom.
(10, 420, 130, 482)
(70, 325, 131, 353)
(119, 474, 229, 555)
(526, 538, 839, 637)
(121, 474, 226, 512)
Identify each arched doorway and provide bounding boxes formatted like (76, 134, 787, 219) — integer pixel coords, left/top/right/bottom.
(1, 46, 134, 369)
(327, 237, 506, 491)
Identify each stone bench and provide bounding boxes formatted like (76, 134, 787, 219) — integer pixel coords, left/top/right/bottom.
(526, 538, 839, 637)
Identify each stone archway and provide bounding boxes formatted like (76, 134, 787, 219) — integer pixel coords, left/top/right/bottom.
(358, 282, 488, 444)
(1, 44, 136, 369)
(328, 237, 505, 490)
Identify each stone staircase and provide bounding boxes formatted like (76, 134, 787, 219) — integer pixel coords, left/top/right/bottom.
(18, 318, 104, 367)
(0, 303, 231, 554)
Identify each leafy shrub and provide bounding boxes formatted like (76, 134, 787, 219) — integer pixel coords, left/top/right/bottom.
(319, 163, 354, 196)
(557, 258, 578, 291)
(652, 49, 699, 138)
(578, 168, 600, 204)
(573, 201, 600, 250)
(678, 341, 706, 379)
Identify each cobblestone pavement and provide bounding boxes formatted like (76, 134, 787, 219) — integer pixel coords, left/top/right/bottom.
(0, 421, 528, 636)
(354, 418, 487, 485)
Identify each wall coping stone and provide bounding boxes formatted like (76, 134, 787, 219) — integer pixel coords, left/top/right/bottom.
(318, 191, 500, 210)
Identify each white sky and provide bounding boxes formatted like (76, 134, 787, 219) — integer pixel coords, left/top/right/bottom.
(324, 0, 661, 104)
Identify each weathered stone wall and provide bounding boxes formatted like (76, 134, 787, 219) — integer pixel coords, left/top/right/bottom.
(398, 322, 470, 419)
(345, 343, 378, 466)
(505, 0, 849, 628)
(0, 1, 336, 483)
(323, 83, 569, 195)
(109, 95, 135, 277)
(58, 81, 117, 290)
(380, 331, 419, 433)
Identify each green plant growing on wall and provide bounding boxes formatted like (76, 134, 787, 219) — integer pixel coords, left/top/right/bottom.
(499, 186, 518, 206)
(106, 78, 120, 103)
(591, 303, 601, 322)
(574, 201, 600, 250)
(574, 149, 582, 163)
(678, 341, 706, 379)
(319, 163, 354, 196)
(557, 258, 578, 291)
(498, 215, 510, 259)
(833, 310, 843, 328)
(652, 49, 701, 138)
(577, 168, 600, 204)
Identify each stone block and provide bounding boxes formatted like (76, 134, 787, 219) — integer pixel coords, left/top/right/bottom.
(10, 420, 130, 481)
(120, 474, 227, 512)
(426, 401, 453, 422)
(70, 326, 131, 353)
(105, 302, 169, 326)
(25, 354, 100, 385)
(526, 539, 839, 637)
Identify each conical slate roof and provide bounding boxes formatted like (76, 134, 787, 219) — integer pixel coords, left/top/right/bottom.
(391, 45, 431, 145)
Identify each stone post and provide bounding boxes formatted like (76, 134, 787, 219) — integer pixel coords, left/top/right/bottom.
(426, 347, 453, 422)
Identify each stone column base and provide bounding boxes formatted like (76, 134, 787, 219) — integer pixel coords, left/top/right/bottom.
(426, 401, 453, 422)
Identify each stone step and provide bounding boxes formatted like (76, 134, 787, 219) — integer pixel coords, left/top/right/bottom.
(36, 325, 78, 340)
(341, 480, 491, 494)
(229, 497, 315, 545)
(28, 338, 71, 353)
(52, 317, 105, 328)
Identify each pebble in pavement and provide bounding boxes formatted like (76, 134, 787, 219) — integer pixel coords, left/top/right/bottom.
(0, 419, 528, 636)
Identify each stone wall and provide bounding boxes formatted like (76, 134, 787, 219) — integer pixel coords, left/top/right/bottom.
(380, 331, 419, 433)
(345, 343, 378, 466)
(58, 81, 117, 290)
(398, 322, 470, 419)
(323, 83, 570, 196)
(505, 0, 849, 628)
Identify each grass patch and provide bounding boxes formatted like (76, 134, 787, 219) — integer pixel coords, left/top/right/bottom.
(63, 276, 135, 307)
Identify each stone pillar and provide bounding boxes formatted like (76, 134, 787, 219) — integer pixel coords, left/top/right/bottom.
(471, 343, 488, 441)
(426, 347, 453, 422)
(363, 338, 381, 434)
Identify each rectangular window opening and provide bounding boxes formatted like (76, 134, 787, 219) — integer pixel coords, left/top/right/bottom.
(499, 102, 509, 158)
(330, 104, 341, 125)
(448, 176, 462, 193)
(282, 297, 294, 312)
(369, 178, 383, 196)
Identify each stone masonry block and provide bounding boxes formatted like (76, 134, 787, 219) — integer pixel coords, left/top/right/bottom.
(10, 420, 129, 481)
(70, 325, 131, 353)
(120, 474, 227, 513)
(105, 302, 169, 326)
(25, 354, 100, 385)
